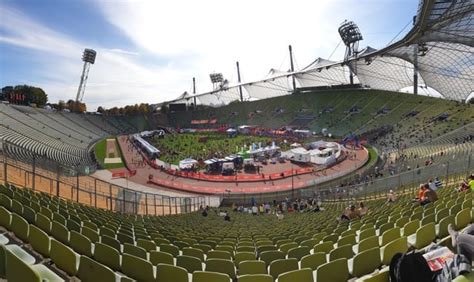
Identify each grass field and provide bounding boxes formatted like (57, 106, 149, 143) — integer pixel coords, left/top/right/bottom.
(148, 132, 290, 165)
(363, 144, 378, 169)
(94, 137, 125, 169)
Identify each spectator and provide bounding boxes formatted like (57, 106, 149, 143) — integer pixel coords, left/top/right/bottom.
(251, 205, 258, 215)
(387, 190, 397, 202)
(459, 179, 470, 192)
(469, 174, 474, 191)
(340, 205, 359, 221)
(201, 209, 208, 217)
(448, 223, 474, 265)
(414, 184, 426, 202)
(421, 184, 438, 206)
(428, 179, 437, 191)
(224, 212, 231, 221)
(358, 202, 368, 217)
(434, 177, 443, 189)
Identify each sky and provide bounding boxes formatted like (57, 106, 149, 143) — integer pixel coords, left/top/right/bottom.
(0, 0, 419, 111)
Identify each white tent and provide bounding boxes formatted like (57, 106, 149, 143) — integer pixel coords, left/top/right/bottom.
(179, 158, 198, 169)
(290, 147, 311, 163)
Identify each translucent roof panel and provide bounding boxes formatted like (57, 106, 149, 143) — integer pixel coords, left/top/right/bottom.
(197, 86, 243, 107)
(349, 55, 424, 92)
(243, 75, 292, 100)
(295, 64, 353, 88)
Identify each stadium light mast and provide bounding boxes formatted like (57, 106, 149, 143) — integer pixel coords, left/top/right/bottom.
(192, 77, 197, 105)
(75, 48, 97, 102)
(289, 45, 297, 92)
(236, 61, 244, 102)
(338, 20, 363, 85)
(209, 73, 224, 91)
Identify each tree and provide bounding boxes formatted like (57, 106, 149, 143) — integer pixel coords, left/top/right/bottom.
(97, 106, 105, 113)
(57, 100, 66, 111)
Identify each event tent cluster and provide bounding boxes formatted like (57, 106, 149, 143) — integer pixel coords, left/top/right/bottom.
(169, 0, 473, 106)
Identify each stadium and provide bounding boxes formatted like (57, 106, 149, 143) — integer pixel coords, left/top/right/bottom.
(0, 0, 473, 281)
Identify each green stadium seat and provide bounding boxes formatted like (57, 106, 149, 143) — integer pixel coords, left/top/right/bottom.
(279, 242, 298, 253)
(177, 255, 203, 273)
(77, 255, 119, 282)
(193, 271, 231, 282)
(35, 213, 51, 234)
(349, 247, 381, 277)
(259, 250, 285, 266)
(101, 235, 121, 252)
(137, 238, 157, 252)
(150, 250, 174, 265)
(5, 248, 63, 282)
(238, 260, 266, 275)
(66, 219, 81, 233)
(0, 194, 12, 211)
(117, 232, 134, 245)
(276, 268, 313, 282)
(93, 242, 121, 271)
(313, 241, 334, 253)
(123, 243, 147, 259)
(358, 227, 376, 242)
(156, 264, 189, 282)
(379, 227, 400, 246)
(69, 231, 93, 257)
(50, 239, 79, 276)
(329, 244, 353, 261)
(287, 246, 310, 260)
(159, 243, 180, 257)
(28, 224, 50, 258)
(0, 206, 11, 230)
(10, 213, 29, 243)
(234, 251, 255, 265)
(269, 258, 298, 279)
(121, 253, 156, 282)
(316, 258, 348, 282)
(238, 274, 273, 282)
(23, 206, 36, 224)
(205, 258, 236, 279)
(51, 221, 69, 245)
(11, 200, 23, 216)
(81, 226, 100, 243)
(353, 235, 379, 254)
(436, 215, 455, 238)
(300, 252, 326, 271)
(402, 220, 420, 237)
(454, 208, 471, 230)
(207, 250, 232, 260)
(381, 237, 408, 265)
(407, 222, 436, 249)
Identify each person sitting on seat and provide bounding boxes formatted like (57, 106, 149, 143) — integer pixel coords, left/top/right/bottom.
(340, 205, 359, 221)
(224, 212, 231, 221)
(420, 184, 438, 206)
(448, 223, 474, 265)
(358, 202, 368, 217)
(387, 190, 397, 202)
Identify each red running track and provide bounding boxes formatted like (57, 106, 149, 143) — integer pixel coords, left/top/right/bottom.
(113, 135, 369, 195)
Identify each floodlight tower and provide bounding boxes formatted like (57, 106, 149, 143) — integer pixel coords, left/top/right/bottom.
(209, 73, 224, 91)
(75, 48, 97, 102)
(338, 20, 363, 85)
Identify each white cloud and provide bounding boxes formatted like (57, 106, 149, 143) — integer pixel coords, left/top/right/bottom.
(0, 1, 417, 110)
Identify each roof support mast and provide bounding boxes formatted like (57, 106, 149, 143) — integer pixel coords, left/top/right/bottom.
(289, 45, 296, 92)
(192, 77, 197, 105)
(236, 61, 243, 102)
(413, 16, 418, 95)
